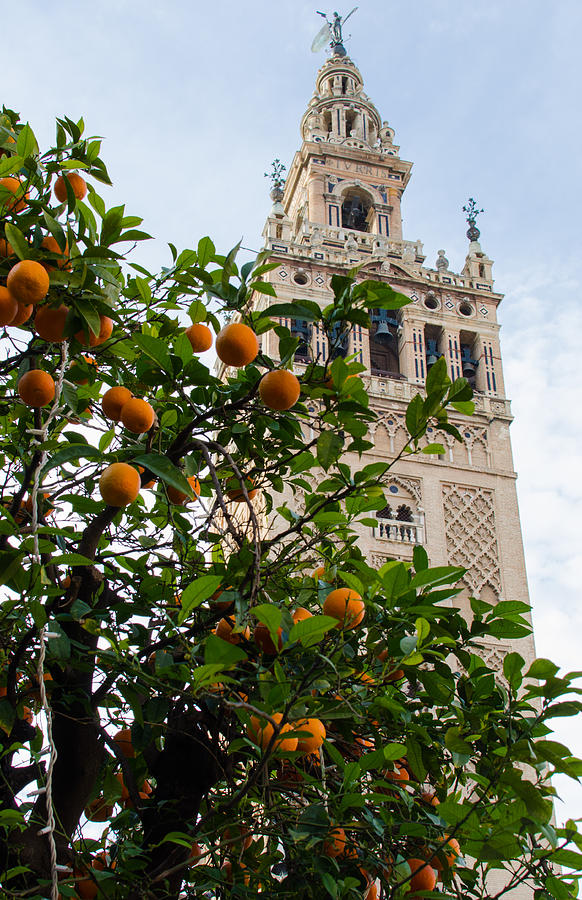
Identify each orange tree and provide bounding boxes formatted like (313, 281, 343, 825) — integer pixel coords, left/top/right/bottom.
(0, 110, 581, 900)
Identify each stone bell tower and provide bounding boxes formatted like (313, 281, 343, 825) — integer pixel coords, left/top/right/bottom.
(255, 47, 536, 691)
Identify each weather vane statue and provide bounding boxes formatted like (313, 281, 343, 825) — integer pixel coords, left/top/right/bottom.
(311, 7, 358, 57)
(463, 197, 484, 242)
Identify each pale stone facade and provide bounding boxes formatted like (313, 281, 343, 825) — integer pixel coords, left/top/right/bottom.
(237, 51, 536, 898)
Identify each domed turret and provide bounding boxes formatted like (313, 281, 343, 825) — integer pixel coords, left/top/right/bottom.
(301, 56, 382, 150)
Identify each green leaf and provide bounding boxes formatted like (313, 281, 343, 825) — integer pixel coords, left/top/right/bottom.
(503, 652, 525, 690)
(133, 333, 172, 373)
(451, 400, 475, 416)
(132, 454, 194, 498)
(445, 726, 472, 754)
(197, 236, 215, 268)
(204, 633, 247, 666)
(43, 211, 67, 251)
(0, 550, 24, 586)
(266, 301, 323, 322)
(317, 431, 344, 471)
(412, 545, 429, 572)
(41, 443, 102, 475)
(4, 223, 29, 260)
(415, 617, 430, 644)
(178, 576, 223, 621)
(288, 615, 339, 648)
(250, 280, 277, 297)
(422, 443, 445, 455)
(409, 566, 465, 590)
(0, 700, 15, 735)
(16, 123, 38, 158)
(425, 355, 449, 394)
(527, 659, 560, 680)
(135, 277, 151, 304)
(405, 393, 425, 439)
(406, 736, 427, 780)
(100, 204, 125, 245)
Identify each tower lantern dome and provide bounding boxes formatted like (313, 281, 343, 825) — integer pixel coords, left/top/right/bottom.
(300, 55, 382, 148)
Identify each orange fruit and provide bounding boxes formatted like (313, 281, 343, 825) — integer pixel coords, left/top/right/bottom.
(226, 476, 257, 502)
(189, 842, 203, 864)
(10, 303, 33, 326)
(7, 260, 50, 305)
(120, 398, 155, 434)
(137, 465, 156, 489)
(167, 475, 200, 505)
(408, 858, 437, 894)
(40, 235, 70, 270)
(432, 835, 460, 875)
(114, 771, 130, 802)
(113, 727, 134, 758)
(0, 238, 14, 256)
(101, 386, 133, 421)
(99, 462, 140, 507)
(85, 796, 114, 822)
(34, 303, 70, 342)
(295, 717, 326, 755)
(215, 617, 250, 645)
(223, 824, 253, 852)
(253, 622, 283, 655)
(54, 172, 87, 203)
(420, 790, 439, 807)
(18, 370, 55, 407)
(215, 322, 259, 367)
(74, 866, 98, 900)
(210, 585, 234, 612)
(323, 826, 346, 857)
(0, 285, 17, 326)
(24, 492, 54, 518)
(312, 565, 330, 581)
(185, 323, 212, 352)
(384, 764, 409, 784)
(323, 588, 365, 630)
(0, 176, 29, 213)
(70, 355, 98, 385)
(259, 369, 301, 410)
(247, 712, 298, 753)
(75, 314, 113, 347)
(292, 607, 313, 624)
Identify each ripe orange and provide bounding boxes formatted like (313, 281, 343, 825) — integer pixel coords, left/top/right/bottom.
(253, 622, 283, 655)
(115, 771, 130, 802)
(292, 607, 313, 624)
(247, 712, 298, 753)
(24, 492, 54, 519)
(0, 176, 29, 213)
(137, 465, 156, 489)
(185, 322, 213, 352)
(189, 842, 203, 864)
(113, 727, 134, 758)
(7, 260, 50, 305)
(120, 397, 155, 434)
(10, 303, 33, 326)
(18, 370, 55, 407)
(223, 824, 253, 852)
(226, 476, 257, 502)
(34, 303, 70, 342)
(101, 386, 133, 420)
(432, 835, 460, 875)
(99, 462, 141, 507)
(312, 565, 330, 581)
(40, 235, 70, 270)
(215, 322, 259, 367)
(54, 172, 87, 203)
(295, 717, 326, 755)
(84, 795, 114, 822)
(0, 286, 17, 326)
(0, 238, 14, 256)
(323, 826, 346, 858)
(323, 588, 365, 630)
(384, 764, 410, 784)
(70, 355, 98, 385)
(215, 617, 250, 645)
(420, 790, 440, 807)
(75, 314, 113, 346)
(259, 369, 301, 410)
(408, 858, 437, 894)
(74, 866, 98, 900)
(167, 475, 200, 505)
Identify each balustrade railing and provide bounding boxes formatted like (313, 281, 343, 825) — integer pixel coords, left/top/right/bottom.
(372, 518, 423, 544)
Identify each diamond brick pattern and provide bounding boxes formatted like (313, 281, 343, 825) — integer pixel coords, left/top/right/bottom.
(442, 484, 502, 595)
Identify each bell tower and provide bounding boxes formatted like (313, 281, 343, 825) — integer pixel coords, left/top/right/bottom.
(255, 46, 536, 787)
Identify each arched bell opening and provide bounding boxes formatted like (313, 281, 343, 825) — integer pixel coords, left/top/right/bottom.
(369, 309, 400, 377)
(341, 188, 372, 232)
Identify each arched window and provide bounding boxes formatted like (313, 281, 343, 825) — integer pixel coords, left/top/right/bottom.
(369, 310, 400, 377)
(341, 190, 371, 232)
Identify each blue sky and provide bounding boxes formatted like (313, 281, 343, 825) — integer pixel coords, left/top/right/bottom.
(9, 0, 582, 820)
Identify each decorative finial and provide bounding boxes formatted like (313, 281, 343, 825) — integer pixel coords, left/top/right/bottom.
(312, 7, 358, 56)
(265, 159, 286, 201)
(436, 249, 449, 272)
(463, 197, 484, 242)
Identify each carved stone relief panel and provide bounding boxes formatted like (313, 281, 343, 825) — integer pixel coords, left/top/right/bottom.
(441, 483, 502, 596)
